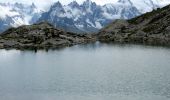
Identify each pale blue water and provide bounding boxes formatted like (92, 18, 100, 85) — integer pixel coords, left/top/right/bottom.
(0, 43, 170, 100)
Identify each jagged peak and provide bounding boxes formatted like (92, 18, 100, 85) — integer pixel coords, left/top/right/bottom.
(30, 3, 36, 8)
(69, 0, 79, 5)
(49, 1, 64, 12)
(52, 1, 63, 8)
(68, 1, 80, 8)
(14, 2, 24, 8)
(118, 0, 133, 5)
(83, 0, 92, 6)
(82, 0, 97, 9)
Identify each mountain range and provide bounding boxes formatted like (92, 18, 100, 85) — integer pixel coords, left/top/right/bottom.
(0, 2, 41, 33)
(0, 2, 170, 49)
(0, 0, 170, 33)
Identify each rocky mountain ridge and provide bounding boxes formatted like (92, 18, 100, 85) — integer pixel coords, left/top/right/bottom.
(98, 4, 170, 46)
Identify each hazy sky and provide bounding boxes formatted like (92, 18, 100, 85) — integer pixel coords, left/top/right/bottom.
(0, 0, 118, 9)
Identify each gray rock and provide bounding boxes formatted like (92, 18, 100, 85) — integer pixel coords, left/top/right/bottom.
(98, 4, 170, 46)
(0, 22, 95, 50)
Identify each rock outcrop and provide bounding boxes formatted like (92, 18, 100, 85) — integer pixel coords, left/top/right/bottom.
(0, 22, 95, 49)
(98, 4, 170, 46)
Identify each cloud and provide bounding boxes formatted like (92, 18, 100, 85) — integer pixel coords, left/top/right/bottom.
(1, 0, 53, 10)
(0, 0, 118, 10)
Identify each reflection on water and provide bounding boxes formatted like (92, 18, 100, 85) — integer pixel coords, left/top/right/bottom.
(0, 43, 170, 100)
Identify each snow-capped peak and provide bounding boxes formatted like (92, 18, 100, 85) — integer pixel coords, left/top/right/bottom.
(30, 3, 36, 9)
(82, 0, 97, 13)
(68, 1, 80, 8)
(52, 1, 63, 8)
(83, 0, 91, 4)
(118, 0, 133, 5)
(82, 0, 93, 9)
(0, 2, 42, 32)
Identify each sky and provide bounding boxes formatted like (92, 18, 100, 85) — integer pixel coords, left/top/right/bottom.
(0, 0, 118, 10)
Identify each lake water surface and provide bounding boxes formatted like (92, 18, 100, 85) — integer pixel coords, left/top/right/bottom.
(0, 43, 170, 100)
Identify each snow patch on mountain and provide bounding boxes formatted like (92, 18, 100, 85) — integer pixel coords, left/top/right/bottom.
(38, 0, 140, 33)
(0, 6, 19, 19)
(1, 0, 170, 33)
(0, 3, 42, 32)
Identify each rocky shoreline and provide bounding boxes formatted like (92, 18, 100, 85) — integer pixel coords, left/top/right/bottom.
(0, 22, 96, 50)
(0, 22, 169, 50)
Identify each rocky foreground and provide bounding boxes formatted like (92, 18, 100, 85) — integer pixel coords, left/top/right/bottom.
(98, 4, 170, 46)
(0, 22, 95, 50)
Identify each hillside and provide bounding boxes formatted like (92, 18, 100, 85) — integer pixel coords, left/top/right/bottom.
(98, 4, 170, 46)
(0, 22, 94, 49)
